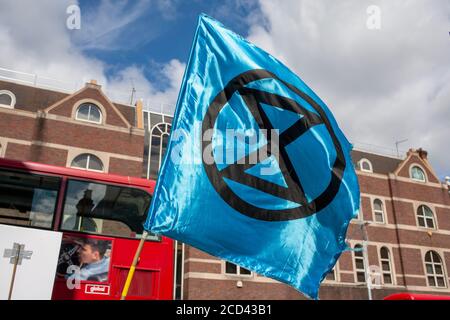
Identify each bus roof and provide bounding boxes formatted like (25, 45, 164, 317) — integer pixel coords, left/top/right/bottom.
(0, 157, 155, 190)
(384, 293, 450, 300)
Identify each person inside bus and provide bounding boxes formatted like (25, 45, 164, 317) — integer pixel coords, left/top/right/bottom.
(77, 239, 110, 282)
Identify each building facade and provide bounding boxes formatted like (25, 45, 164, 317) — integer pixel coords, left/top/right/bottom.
(0, 79, 145, 177)
(181, 149, 450, 300)
(1, 77, 449, 300)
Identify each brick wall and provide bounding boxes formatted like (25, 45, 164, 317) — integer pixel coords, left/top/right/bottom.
(4, 143, 31, 160)
(48, 87, 129, 128)
(109, 157, 143, 177)
(182, 168, 450, 300)
(0, 105, 144, 177)
(397, 154, 440, 184)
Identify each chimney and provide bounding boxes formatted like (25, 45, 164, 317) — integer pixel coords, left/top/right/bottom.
(417, 148, 428, 160)
(86, 79, 101, 89)
(406, 148, 415, 156)
(135, 99, 144, 129)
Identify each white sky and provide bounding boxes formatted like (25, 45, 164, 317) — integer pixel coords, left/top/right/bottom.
(0, 0, 448, 177)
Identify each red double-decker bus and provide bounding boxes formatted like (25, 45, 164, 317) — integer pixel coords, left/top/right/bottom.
(0, 157, 174, 300)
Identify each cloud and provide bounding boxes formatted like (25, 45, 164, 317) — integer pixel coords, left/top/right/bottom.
(71, 0, 181, 51)
(0, 0, 447, 178)
(0, 0, 183, 114)
(246, 0, 450, 177)
(0, 0, 106, 88)
(71, 0, 153, 51)
(211, 0, 262, 31)
(104, 59, 185, 113)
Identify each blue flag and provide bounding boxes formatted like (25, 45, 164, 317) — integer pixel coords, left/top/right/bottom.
(144, 14, 360, 299)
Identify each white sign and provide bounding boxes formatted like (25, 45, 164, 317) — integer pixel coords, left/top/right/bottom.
(0, 225, 62, 300)
(85, 284, 110, 295)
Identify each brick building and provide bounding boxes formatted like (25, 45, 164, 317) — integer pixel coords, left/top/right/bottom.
(0, 79, 145, 176)
(181, 148, 450, 300)
(0, 77, 449, 300)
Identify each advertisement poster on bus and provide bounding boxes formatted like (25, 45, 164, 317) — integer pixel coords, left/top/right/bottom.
(56, 235, 112, 283)
(0, 224, 62, 300)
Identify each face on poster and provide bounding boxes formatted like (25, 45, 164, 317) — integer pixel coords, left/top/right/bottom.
(57, 234, 112, 283)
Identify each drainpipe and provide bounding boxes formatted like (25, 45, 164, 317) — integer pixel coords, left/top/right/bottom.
(387, 173, 408, 289)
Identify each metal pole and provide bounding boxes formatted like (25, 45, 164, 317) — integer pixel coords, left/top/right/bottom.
(7, 245, 22, 300)
(361, 223, 372, 300)
(172, 240, 178, 300)
(395, 139, 408, 158)
(120, 231, 148, 300)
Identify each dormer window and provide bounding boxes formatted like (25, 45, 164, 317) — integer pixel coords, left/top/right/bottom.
(358, 158, 373, 173)
(0, 90, 16, 109)
(410, 165, 426, 182)
(76, 102, 102, 124)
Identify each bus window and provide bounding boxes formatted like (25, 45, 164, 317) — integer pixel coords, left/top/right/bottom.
(0, 169, 60, 229)
(61, 179, 156, 239)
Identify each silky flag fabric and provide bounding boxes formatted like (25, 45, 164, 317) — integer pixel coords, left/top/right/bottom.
(144, 14, 360, 299)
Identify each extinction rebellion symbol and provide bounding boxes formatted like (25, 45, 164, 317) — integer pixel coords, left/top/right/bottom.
(202, 69, 346, 221)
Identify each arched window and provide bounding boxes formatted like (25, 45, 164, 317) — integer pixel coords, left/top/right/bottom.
(373, 199, 385, 223)
(417, 205, 436, 229)
(358, 158, 373, 173)
(424, 251, 446, 288)
(76, 102, 102, 124)
(148, 123, 171, 179)
(380, 247, 393, 285)
(0, 90, 16, 108)
(410, 165, 426, 182)
(354, 244, 366, 283)
(71, 154, 104, 172)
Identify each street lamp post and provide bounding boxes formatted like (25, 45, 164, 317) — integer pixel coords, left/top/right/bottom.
(357, 220, 373, 300)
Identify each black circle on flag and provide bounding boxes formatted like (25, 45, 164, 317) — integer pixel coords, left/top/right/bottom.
(202, 69, 346, 221)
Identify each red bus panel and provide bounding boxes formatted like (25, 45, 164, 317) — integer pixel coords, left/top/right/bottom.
(0, 158, 174, 300)
(384, 293, 450, 300)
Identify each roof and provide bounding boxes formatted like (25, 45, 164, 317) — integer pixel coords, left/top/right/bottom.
(114, 102, 136, 126)
(0, 79, 136, 126)
(351, 149, 402, 175)
(0, 157, 155, 190)
(0, 79, 68, 113)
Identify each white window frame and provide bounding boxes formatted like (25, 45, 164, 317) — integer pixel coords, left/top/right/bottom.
(223, 261, 253, 278)
(173, 241, 185, 300)
(75, 102, 103, 124)
(147, 122, 171, 179)
(379, 247, 395, 286)
(355, 197, 363, 221)
(358, 158, 373, 173)
(353, 244, 366, 283)
(355, 210, 363, 221)
(409, 164, 427, 183)
(416, 204, 437, 230)
(324, 264, 340, 283)
(423, 250, 447, 288)
(372, 198, 386, 224)
(70, 153, 104, 173)
(0, 90, 16, 109)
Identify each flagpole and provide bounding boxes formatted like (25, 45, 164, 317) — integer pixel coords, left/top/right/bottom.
(120, 231, 148, 300)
